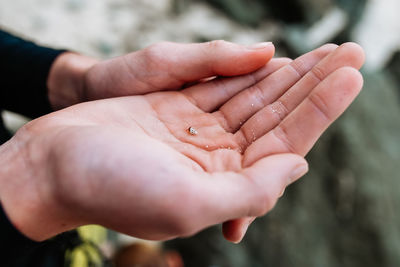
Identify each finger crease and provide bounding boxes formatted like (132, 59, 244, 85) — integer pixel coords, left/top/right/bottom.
(308, 93, 331, 122)
(309, 65, 325, 83)
(252, 83, 267, 106)
(217, 109, 234, 133)
(248, 71, 258, 85)
(287, 62, 304, 79)
(237, 127, 251, 150)
(272, 126, 297, 154)
(182, 92, 200, 110)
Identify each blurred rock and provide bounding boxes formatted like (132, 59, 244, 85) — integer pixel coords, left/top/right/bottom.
(199, 0, 267, 26)
(353, 0, 400, 72)
(1, 111, 29, 133)
(285, 7, 348, 54)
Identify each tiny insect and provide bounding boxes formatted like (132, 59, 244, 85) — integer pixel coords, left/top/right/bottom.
(188, 127, 198, 135)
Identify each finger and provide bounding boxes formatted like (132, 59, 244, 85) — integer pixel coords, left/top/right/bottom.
(243, 67, 363, 167)
(213, 44, 338, 132)
(223, 175, 288, 243)
(196, 154, 307, 240)
(182, 58, 292, 112)
(222, 217, 255, 243)
(135, 41, 274, 92)
(86, 41, 275, 98)
(236, 43, 365, 148)
(153, 40, 274, 78)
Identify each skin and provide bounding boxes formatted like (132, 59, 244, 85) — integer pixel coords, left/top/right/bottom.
(47, 41, 276, 109)
(0, 41, 364, 244)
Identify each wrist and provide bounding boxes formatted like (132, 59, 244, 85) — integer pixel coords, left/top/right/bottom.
(47, 52, 98, 110)
(0, 125, 80, 241)
(0, 131, 45, 240)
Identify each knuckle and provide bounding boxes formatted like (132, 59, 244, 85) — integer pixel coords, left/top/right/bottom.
(143, 42, 171, 63)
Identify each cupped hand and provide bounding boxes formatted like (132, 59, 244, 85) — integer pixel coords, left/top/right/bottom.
(1, 43, 364, 244)
(48, 41, 275, 109)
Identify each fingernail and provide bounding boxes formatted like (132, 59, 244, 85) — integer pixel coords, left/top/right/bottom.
(247, 42, 273, 50)
(288, 163, 308, 185)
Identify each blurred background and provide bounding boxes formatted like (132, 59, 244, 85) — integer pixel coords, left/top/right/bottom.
(1, 0, 400, 266)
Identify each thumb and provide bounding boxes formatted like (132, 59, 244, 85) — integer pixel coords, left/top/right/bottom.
(205, 154, 308, 243)
(139, 40, 275, 80)
(242, 154, 308, 208)
(86, 40, 274, 98)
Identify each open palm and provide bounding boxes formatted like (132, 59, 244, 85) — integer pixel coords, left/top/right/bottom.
(14, 43, 364, 242)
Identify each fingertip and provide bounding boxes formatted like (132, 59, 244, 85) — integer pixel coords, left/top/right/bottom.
(333, 67, 364, 91)
(242, 42, 275, 70)
(276, 154, 308, 185)
(212, 41, 275, 76)
(274, 57, 293, 64)
(348, 66, 364, 86)
(247, 42, 275, 60)
(317, 43, 339, 55)
(222, 221, 241, 243)
(289, 161, 309, 185)
(321, 43, 339, 50)
(339, 42, 366, 69)
(266, 57, 292, 69)
(222, 220, 247, 244)
(241, 154, 307, 207)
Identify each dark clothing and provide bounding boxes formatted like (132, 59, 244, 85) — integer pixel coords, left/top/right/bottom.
(0, 30, 61, 118)
(0, 29, 76, 266)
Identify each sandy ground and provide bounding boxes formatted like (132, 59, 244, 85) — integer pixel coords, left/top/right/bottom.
(0, 0, 279, 58)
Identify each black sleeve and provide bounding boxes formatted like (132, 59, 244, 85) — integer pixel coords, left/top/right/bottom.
(0, 30, 67, 265)
(0, 29, 65, 118)
(0, 204, 43, 265)
(1, 204, 85, 266)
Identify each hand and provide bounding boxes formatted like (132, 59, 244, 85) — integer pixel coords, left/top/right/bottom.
(221, 42, 365, 243)
(0, 54, 289, 241)
(47, 41, 275, 109)
(0, 43, 364, 244)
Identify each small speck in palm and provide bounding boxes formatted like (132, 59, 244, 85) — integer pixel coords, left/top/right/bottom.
(188, 127, 198, 135)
